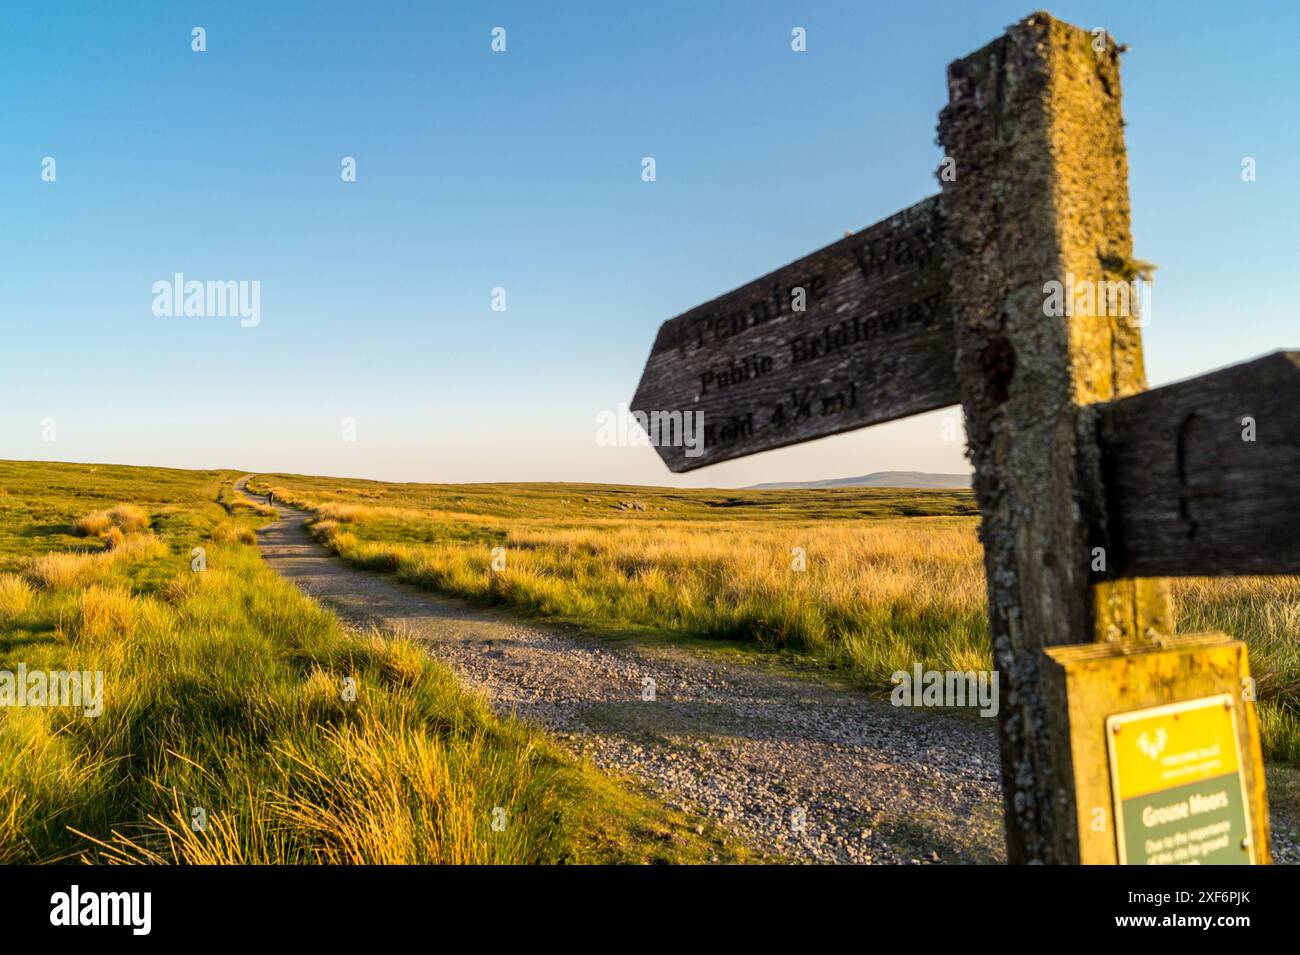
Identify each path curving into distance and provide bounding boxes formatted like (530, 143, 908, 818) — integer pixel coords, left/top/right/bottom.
(235, 476, 1013, 863)
(234, 479, 1300, 865)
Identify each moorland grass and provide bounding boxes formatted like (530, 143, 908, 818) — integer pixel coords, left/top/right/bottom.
(251, 472, 1300, 763)
(0, 461, 742, 864)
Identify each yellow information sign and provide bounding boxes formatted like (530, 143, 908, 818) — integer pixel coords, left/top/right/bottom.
(1106, 694, 1253, 865)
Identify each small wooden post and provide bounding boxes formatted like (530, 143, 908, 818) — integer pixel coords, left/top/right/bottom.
(1041, 634, 1271, 864)
(938, 13, 1174, 863)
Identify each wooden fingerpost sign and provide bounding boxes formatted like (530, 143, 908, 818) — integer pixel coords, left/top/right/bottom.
(629, 196, 955, 472)
(630, 12, 1298, 864)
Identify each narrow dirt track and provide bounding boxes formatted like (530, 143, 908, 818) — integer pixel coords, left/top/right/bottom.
(237, 477, 1008, 863)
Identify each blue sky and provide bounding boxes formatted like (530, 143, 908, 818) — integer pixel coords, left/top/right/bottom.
(2, 1, 1296, 487)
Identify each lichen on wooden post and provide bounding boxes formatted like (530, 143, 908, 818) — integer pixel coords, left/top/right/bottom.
(938, 12, 1173, 864)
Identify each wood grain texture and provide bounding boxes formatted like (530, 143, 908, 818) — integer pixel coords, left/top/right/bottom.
(1090, 351, 1300, 577)
(939, 13, 1168, 864)
(630, 196, 957, 472)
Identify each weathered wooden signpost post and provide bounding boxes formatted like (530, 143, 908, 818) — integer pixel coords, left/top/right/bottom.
(631, 12, 1298, 863)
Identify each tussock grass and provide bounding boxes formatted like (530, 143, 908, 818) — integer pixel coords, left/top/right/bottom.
(71, 512, 112, 538)
(23, 534, 168, 591)
(1173, 577, 1300, 701)
(211, 520, 257, 546)
(257, 473, 1300, 764)
(1173, 576, 1300, 761)
(67, 504, 156, 562)
(0, 463, 742, 864)
(25, 552, 106, 591)
(109, 533, 169, 562)
(72, 504, 150, 539)
(105, 504, 150, 534)
(64, 585, 139, 645)
(0, 575, 35, 619)
(5, 547, 725, 863)
(292, 488, 990, 684)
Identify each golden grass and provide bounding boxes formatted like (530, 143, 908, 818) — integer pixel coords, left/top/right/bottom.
(0, 574, 35, 619)
(314, 501, 483, 526)
(71, 512, 113, 538)
(265, 713, 531, 865)
(77, 704, 552, 865)
(111, 533, 168, 562)
(23, 534, 169, 591)
(311, 507, 989, 676)
(25, 552, 105, 591)
(105, 505, 150, 534)
(211, 520, 257, 546)
(1173, 577, 1300, 703)
(6, 541, 558, 863)
(2, 467, 741, 865)
(72, 504, 151, 539)
(65, 584, 139, 644)
(257, 485, 1300, 762)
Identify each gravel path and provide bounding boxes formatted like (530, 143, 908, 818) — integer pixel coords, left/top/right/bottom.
(236, 479, 1300, 865)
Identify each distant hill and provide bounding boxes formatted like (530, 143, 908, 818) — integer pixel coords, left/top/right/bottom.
(746, 471, 972, 490)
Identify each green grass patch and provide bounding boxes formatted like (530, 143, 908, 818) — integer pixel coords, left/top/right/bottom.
(0, 461, 745, 864)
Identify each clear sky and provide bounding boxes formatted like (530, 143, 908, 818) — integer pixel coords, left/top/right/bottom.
(2, 1, 1296, 487)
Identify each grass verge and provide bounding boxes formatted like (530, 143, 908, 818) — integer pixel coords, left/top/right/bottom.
(0, 461, 747, 864)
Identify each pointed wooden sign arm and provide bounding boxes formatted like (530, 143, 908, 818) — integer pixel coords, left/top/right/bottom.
(630, 195, 957, 472)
